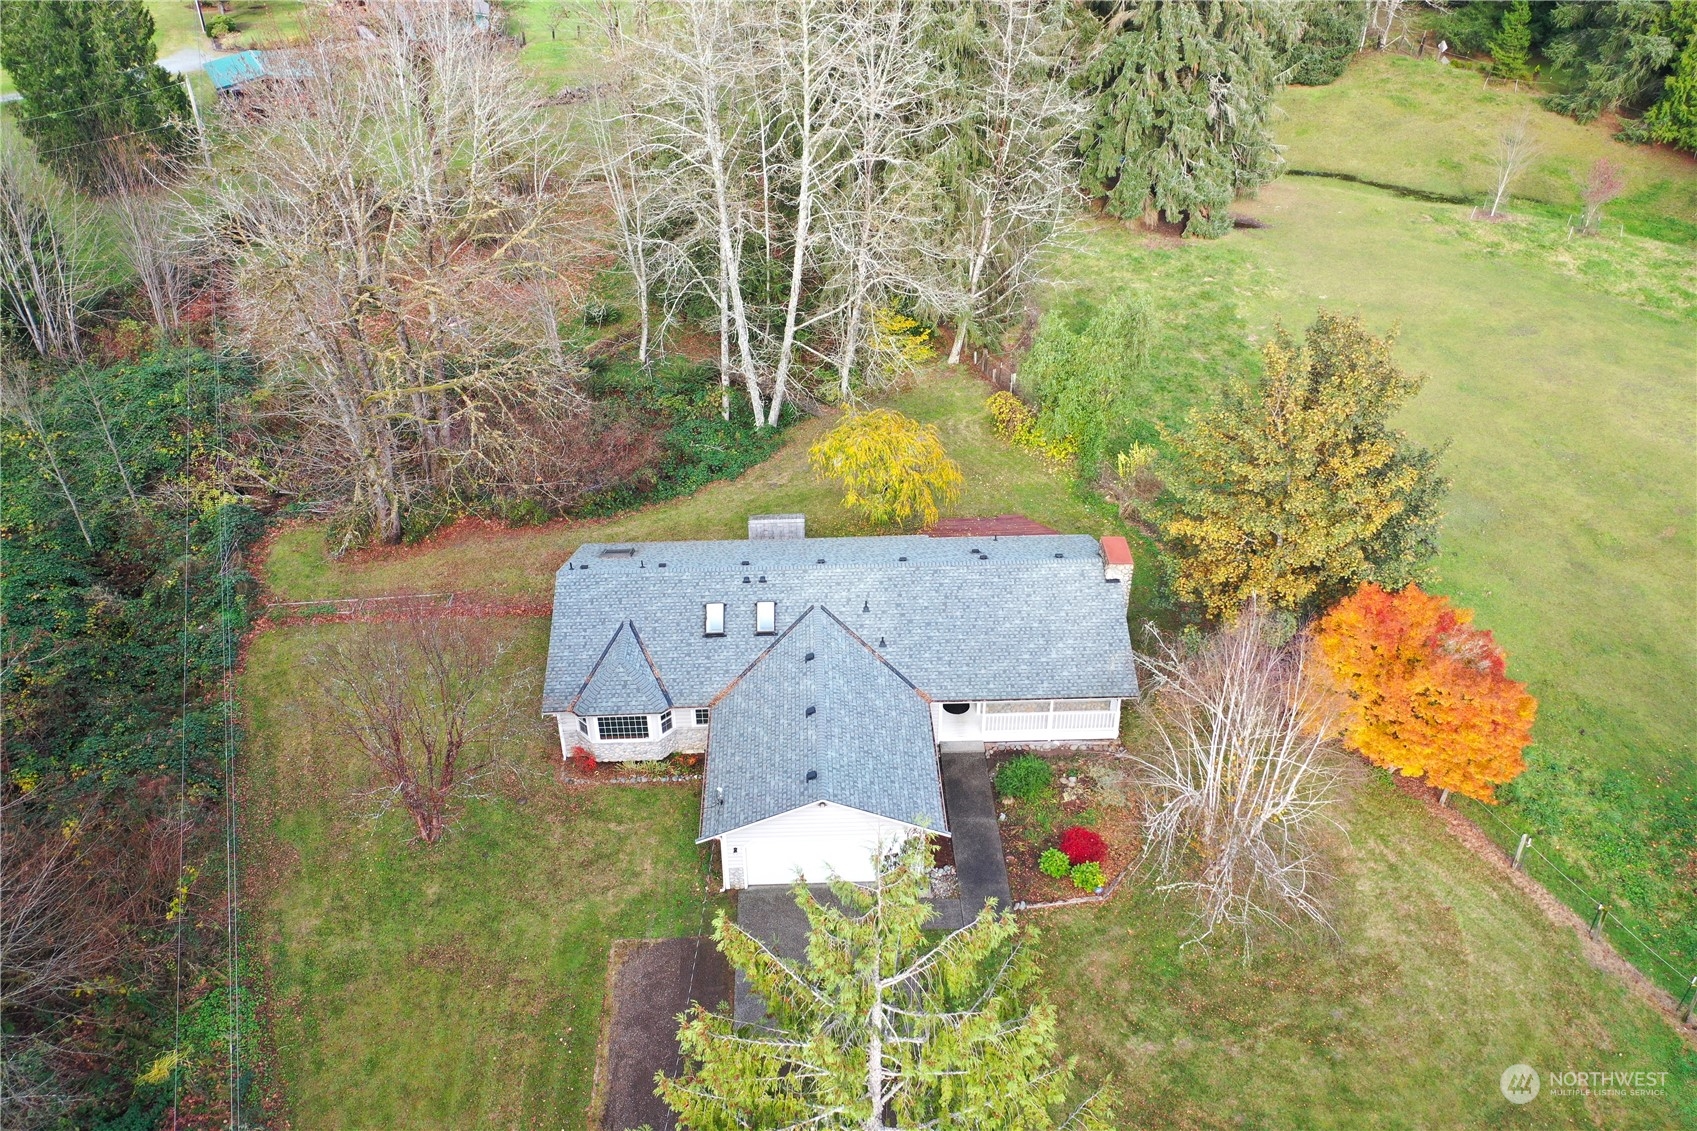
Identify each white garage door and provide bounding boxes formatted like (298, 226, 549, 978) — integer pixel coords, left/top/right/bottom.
(720, 801, 926, 887)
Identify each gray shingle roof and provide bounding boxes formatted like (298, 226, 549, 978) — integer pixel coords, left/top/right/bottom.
(570, 621, 671, 714)
(697, 606, 945, 841)
(541, 533, 1136, 716)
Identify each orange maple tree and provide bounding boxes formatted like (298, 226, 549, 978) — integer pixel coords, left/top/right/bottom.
(1313, 583, 1537, 803)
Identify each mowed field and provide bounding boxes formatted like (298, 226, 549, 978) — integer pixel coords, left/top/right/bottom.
(1043, 57, 1697, 994)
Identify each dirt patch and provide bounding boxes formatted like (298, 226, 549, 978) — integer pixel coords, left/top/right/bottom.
(1397, 777, 1697, 1046)
(593, 937, 733, 1131)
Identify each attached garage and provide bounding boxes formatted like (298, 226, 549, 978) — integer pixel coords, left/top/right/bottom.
(717, 800, 934, 888)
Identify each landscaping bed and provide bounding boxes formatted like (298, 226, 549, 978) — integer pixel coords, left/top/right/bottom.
(988, 749, 1142, 906)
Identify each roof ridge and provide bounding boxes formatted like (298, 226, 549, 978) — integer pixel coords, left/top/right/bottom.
(706, 604, 819, 708)
(568, 619, 628, 713)
(625, 620, 673, 708)
(817, 604, 923, 696)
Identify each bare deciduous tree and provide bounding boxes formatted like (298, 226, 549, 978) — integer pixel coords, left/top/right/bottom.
(318, 618, 515, 844)
(0, 142, 93, 362)
(0, 363, 93, 548)
(1487, 114, 1541, 218)
(198, 1, 588, 543)
(1580, 158, 1625, 234)
(934, 0, 1084, 365)
(104, 157, 188, 341)
(1130, 607, 1350, 953)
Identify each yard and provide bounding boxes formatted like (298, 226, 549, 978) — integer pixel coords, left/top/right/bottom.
(240, 618, 725, 1128)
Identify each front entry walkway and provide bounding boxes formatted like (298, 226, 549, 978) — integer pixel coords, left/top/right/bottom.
(938, 748, 1013, 915)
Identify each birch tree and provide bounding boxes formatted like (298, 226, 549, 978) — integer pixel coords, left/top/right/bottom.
(1132, 607, 1350, 953)
(931, 0, 1085, 364)
(198, 1, 585, 543)
(658, 839, 1114, 1130)
(0, 143, 93, 362)
(1487, 114, 1541, 218)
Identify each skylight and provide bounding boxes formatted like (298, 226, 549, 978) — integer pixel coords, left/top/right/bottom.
(704, 602, 725, 636)
(755, 600, 776, 635)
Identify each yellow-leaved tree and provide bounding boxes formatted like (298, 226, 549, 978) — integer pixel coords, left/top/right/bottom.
(1160, 312, 1447, 619)
(809, 408, 963, 528)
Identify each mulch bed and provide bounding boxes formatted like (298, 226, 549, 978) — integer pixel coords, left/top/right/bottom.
(596, 937, 733, 1131)
(989, 749, 1143, 906)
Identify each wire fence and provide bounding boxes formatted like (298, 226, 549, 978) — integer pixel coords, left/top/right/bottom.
(1447, 791, 1697, 1020)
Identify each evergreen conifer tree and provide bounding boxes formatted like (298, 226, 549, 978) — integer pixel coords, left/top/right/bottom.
(658, 840, 1113, 1130)
(1490, 1, 1535, 80)
(1646, 5, 1697, 151)
(0, 0, 188, 190)
(1079, 1, 1298, 238)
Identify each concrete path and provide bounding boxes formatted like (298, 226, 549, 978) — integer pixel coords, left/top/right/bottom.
(939, 748, 1013, 915)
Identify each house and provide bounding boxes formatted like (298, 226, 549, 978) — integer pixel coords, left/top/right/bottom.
(541, 516, 1137, 888)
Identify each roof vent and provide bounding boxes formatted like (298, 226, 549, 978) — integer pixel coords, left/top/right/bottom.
(1054, 552, 1064, 558)
(600, 547, 636, 558)
(804, 651, 815, 662)
(816, 558, 825, 564)
(748, 514, 806, 540)
(863, 600, 870, 612)
(805, 769, 819, 782)
(805, 705, 816, 717)
(879, 637, 886, 648)
(898, 556, 908, 562)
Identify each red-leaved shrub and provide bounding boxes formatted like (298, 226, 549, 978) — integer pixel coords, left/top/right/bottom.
(571, 745, 598, 775)
(1058, 826, 1107, 866)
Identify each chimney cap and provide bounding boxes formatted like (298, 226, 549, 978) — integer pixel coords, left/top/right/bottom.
(748, 513, 806, 540)
(1101, 535, 1133, 566)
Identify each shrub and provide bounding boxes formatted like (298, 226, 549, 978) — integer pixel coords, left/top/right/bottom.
(986, 390, 1078, 468)
(570, 745, 597, 775)
(1038, 847, 1072, 880)
(808, 408, 963, 528)
(205, 14, 237, 38)
(1070, 861, 1105, 892)
(582, 299, 621, 326)
(993, 754, 1052, 802)
(1058, 826, 1107, 866)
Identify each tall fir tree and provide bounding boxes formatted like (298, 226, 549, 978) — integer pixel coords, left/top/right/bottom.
(1645, 2, 1697, 150)
(1545, 0, 1683, 122)
(1490, 1, 1535, 80)
(658, 840, 1113, 1130)
(0, 0, 189, 191)
(1078, 0, 1298, 238)
(1159, 311, 1447, 619)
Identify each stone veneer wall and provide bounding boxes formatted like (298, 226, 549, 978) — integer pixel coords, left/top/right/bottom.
(556, 713, 710, 763)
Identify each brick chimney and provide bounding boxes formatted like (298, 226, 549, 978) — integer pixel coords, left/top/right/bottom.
(1100, 536, 1134, 599)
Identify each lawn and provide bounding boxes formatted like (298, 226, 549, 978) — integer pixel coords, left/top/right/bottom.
(241, 618, 725, 1128)
(1044, 176, 1697, 993)
(259, 371, 1125, 605)
(1277, 52, 1697, 243)
(1039, 775, 1697, 1130)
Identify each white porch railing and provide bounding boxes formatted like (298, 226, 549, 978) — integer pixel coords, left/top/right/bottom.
(981, 699, 1117, 737)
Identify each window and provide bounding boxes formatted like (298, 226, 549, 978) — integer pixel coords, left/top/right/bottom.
(1057, 699, 1113, 713)
(755, 600, 777, 635)
(660, 709, 673, 733)
(985, 700, 1053, 715)
(577, 715, 588, 735)
(703, 602, 725, 636)
(597, 715, 650, 741)
(694, 707, 711, 727)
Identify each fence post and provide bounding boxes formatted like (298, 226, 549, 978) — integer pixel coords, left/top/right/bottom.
(1438, 788, 1450, 807)
(1512, 833, 1531, 870)
(1682, 976, 1697, 1024)
(1589, 903, 1606, 940)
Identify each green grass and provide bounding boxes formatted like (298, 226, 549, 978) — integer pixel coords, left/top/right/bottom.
(1039, 775, 1697, 1129)
(1278, 53, 1697, 243)
(1048, 175, 1697, 993)
(243, 617, 724, 1128)
(504, 0, 618, 94)
(260, 371, 1124, 604)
